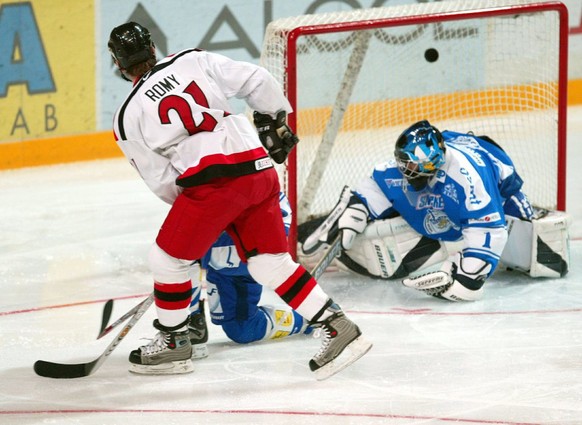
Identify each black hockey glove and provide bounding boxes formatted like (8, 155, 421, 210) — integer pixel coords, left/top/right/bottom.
(253, 110, 299, 164)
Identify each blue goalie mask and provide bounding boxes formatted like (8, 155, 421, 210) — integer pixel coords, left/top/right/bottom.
(394, 120, 446, 182)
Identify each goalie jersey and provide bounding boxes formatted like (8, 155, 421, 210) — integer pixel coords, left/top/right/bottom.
(354, 132, 529, 271)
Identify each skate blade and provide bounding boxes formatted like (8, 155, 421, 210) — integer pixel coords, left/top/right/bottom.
(314, 336, 373, 381)
(192, 344, 209, 360)
(129, 359, 194, 375)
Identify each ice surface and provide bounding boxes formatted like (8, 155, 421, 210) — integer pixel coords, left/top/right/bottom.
(1, 107, 581, 425)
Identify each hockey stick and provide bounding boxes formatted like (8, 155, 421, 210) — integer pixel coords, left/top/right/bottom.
(97, 294, 152, 340)
(33, 293, 154, 379)
(99, 237, 338, 341)
(98, 299, 114, 338)
(96, 233, 340, 341)
(310, 234, 342, 280)
(98, 236, 339, 342)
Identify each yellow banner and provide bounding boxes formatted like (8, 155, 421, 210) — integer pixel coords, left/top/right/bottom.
(0, 1, 95, 142)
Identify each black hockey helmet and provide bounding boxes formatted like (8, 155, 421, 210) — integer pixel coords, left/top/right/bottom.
(108, 22, 155, 69)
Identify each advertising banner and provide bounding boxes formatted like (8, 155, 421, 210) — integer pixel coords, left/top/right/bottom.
(0, 1, 95, 142)
(1, 0, 582, 169)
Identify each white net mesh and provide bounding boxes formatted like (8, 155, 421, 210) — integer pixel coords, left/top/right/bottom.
(259, 0, 566, 229)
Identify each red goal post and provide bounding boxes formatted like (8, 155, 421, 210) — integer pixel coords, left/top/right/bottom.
(258, 0, 568, 256)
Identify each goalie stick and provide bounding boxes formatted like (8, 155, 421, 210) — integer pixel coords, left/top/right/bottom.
(33, 293, 154, 379)
(310, 234, 342, 280)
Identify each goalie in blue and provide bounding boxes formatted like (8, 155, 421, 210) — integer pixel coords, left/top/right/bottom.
(302, 120, 570, 301)
(188, 192, 311, 359)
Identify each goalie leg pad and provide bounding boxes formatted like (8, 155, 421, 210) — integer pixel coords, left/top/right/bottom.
(531, 210, 571, 277)
(337, 216, 448, 279)
(501, 211, 571, 278)
(396, 236, 446, 279)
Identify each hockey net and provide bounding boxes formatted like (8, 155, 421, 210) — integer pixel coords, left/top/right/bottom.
(258, 0, 568, 255)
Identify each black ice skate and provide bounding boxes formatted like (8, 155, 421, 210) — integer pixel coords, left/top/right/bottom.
(189, 300, 209, 359)
(129, 319, 193, 375)
(309, 303, 372, 380)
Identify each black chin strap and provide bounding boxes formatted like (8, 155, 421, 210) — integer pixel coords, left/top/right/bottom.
(408, 176, 429, 190)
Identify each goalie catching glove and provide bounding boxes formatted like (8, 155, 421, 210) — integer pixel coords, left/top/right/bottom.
(253, 110, 299, 164)
(403, 253, 491, 302)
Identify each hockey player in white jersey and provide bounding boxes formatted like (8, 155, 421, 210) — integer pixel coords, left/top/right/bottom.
(108, 22, 371, 379)
(303, 120, 570, 301)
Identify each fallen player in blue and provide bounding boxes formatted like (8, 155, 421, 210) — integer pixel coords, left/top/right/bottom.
(188, 193, 311, 359)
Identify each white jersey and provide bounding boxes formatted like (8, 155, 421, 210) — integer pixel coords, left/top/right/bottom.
(113, 48, 292, 204)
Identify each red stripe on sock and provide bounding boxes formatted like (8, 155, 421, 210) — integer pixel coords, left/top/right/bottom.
(155, 299, 191, 310)
(154, 281, 192, 293)
(275, 266, 317, 310)
(287, 275, 317, 310)
(154, 281, 191, 310)
(275, 267, 305, 297)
